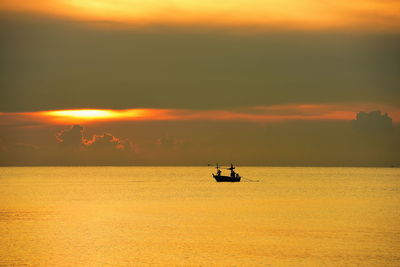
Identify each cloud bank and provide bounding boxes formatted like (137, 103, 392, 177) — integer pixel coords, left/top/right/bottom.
(0, 111, 398, 166)
(1, 13, 399, 113)
(1, 104, 399, 126)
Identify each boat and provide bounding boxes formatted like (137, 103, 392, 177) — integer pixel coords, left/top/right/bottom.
(212, 163, 241, 182)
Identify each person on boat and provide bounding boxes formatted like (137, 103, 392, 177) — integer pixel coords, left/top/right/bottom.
(217, 169, 222, 176)
(230, 169, 236, 177)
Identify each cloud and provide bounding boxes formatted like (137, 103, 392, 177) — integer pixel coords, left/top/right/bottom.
(1, 119, 399, 166)
(56, 124, 85, 150)
(1, 103, 399, 126)
(352, 110, 393, 133)
(1, 13, 399, 113)
(86, 132, 135, 152)
(55, 124, 134, 151)
(51, 125, 137, 165)
(56, 124, 84, 150)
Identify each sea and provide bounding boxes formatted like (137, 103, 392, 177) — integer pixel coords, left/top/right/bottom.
(0, 167, 399, 266)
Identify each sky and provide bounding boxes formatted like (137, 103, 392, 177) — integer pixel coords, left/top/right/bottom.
(0, 0, 399, 166)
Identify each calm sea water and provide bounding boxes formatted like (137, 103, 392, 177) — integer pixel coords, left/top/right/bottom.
(0, 167, 399, 266)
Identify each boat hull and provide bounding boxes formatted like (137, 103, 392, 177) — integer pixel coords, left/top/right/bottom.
(213, 174, 241, 182)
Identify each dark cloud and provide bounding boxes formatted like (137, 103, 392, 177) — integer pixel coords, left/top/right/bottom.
(55, 124, 134, 151)
(51, 125, 137, 165)
(86, 133, 135, 152)
(1, 120, 399, 166)
(56, 124, 84, 150)
(0, 12, 399, 112)
(352, 110, 393, 133)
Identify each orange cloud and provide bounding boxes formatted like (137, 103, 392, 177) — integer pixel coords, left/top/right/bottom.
(1, 104, 399, 126)
(1, 0, 399, 31)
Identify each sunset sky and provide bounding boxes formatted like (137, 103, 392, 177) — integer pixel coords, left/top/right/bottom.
(0, 0, 399, 165)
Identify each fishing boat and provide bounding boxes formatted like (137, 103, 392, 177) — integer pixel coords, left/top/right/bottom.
(212, 163, 241, 182)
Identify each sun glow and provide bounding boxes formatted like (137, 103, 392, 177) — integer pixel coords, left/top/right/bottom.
(1, 104, 399, 126)
(39, 109, 157, 123)
(45, 109, 117, 119)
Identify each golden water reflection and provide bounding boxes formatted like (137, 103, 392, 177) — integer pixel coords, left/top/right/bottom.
(0, 167, 399, 266)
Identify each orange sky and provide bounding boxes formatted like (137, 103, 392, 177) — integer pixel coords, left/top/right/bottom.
(1, 0, 399, 30)
(1, 103, 399, 125)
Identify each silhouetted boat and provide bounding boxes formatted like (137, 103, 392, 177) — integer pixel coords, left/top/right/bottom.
(212, 163, 241, 182)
